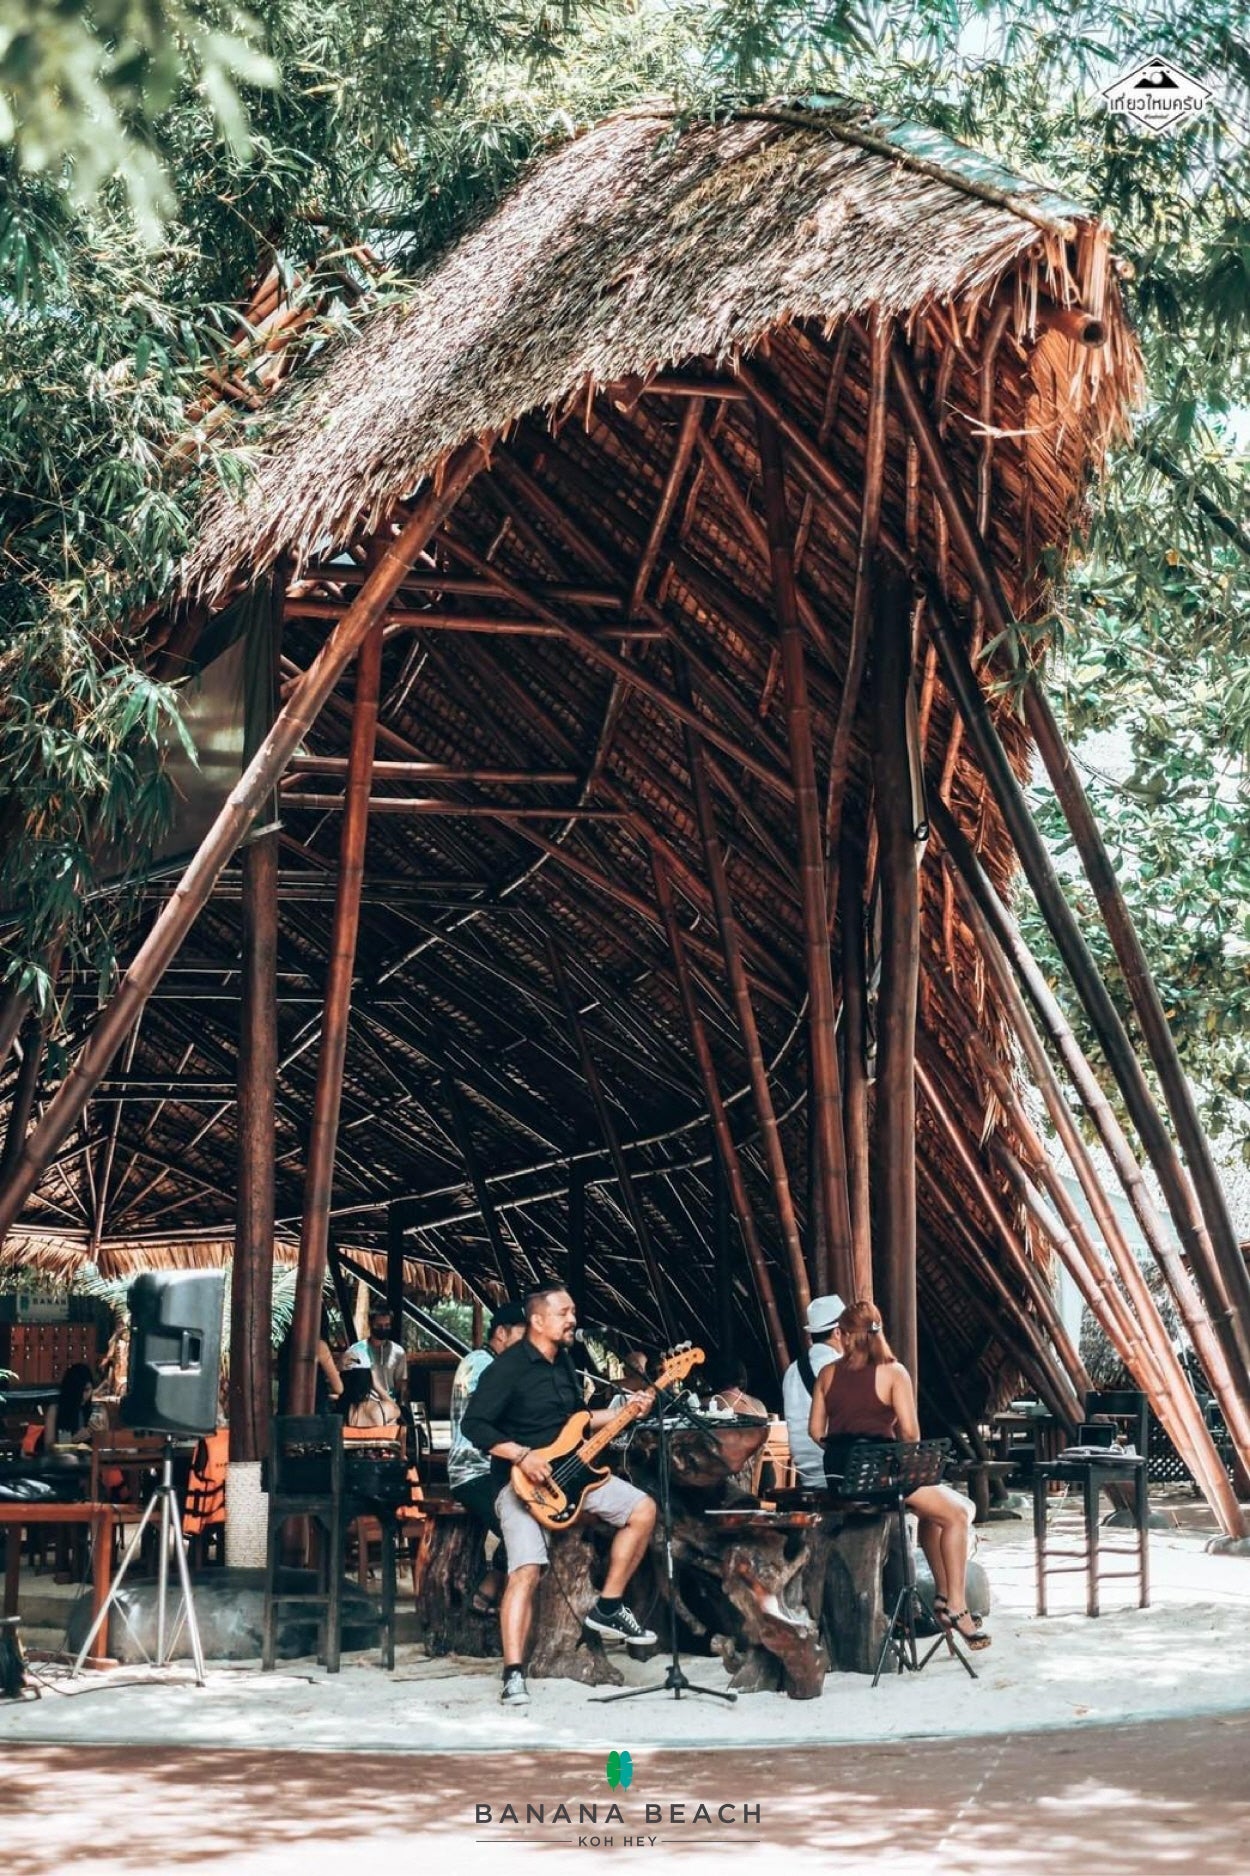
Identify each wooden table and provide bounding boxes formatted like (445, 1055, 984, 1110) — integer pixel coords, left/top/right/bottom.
(1, 1501, 116, 1666)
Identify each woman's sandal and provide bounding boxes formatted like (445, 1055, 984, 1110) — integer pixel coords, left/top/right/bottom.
(942, 1605, 991, 1650)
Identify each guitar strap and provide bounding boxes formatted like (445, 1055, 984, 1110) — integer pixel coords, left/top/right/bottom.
(797, 1349, 818, 1397)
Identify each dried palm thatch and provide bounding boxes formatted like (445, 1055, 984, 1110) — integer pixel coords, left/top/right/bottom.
(188, 104, 1138, 602)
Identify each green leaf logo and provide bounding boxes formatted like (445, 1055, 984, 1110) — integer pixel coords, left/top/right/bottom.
(606, 1750, 634, 1790)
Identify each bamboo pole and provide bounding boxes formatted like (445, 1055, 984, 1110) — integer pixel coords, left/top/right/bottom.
(567, 1159, 587, 1322)
(820, 315, 891, 887)
(915, 1054, 1092, 1400)
(917, 1007, 1238, 1529)
(651, 851, 789, 1372)
(887, 340, 1250, 1379)
(930, 794, 1250, 1487)
(710, 1135, 738, 1371)
(755, 407, 853, 1298)
(871, 559, 922, 1366)
(838, 817, 872, 1293)
(673, 654, 812, 1326)
(386, 1204, 407, 1331)
(230, 824, 278, 1462)
(544, 933, 678, 1345)
(631, 398, 704, 617)
(1023, 682, 1250, 1369)
(290, 616, 386, 1415)
(0, 443, 485, 1246)
(923, 587, 1250, 1390)
(915, 1157, 1082, 1427)
(0, 1015, 46, 1184)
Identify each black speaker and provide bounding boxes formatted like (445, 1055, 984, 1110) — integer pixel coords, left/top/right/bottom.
(122, 1270, 224, 1435)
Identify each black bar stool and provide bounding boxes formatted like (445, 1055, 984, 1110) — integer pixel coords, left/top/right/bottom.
(262, 1415, 347, 1671)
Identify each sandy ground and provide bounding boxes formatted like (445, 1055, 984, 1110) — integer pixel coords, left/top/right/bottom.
(4, 1516, 1250, 1754)
(3, 1718, 1250, 1876)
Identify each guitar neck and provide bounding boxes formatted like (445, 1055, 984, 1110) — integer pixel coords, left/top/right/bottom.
(576, 1392, 652, 1466)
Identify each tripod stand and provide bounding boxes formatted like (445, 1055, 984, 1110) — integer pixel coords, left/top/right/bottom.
(71, 1436, 206, 1684)
(833, 1440, 978, 1687)
(595, 1388, 735, 1705)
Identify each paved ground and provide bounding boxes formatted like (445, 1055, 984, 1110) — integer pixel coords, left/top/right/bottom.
(3, 1715, 1249, 1876)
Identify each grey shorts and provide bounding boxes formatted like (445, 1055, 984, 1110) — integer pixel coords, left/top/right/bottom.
(495, 1472, 648, 1573)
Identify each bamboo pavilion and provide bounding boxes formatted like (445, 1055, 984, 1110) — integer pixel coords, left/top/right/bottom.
(3, 102, 1248, 1539)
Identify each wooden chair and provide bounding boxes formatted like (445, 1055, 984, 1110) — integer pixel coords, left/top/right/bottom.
(752, 1420, 798, 1495)
(90, 1432, 164, 1569)
(263, 1415, 347, 1672)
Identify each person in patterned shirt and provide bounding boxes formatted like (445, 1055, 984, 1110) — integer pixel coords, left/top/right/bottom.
(448, 1301, 527, 1611)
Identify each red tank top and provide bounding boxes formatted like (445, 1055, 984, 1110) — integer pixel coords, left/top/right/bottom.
(824, 1361, 898, 1439)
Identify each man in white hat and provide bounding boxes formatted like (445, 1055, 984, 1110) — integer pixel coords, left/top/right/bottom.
(782, 1294, 845, 1488)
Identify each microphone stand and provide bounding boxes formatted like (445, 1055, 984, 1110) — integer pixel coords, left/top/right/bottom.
(594, 1384, 735, 1705)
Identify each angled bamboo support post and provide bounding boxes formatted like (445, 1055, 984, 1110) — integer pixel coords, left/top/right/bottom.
(930, 794, 1250, 1494)
(651, 850, 789, 1374)
(871, 557, 923, 1370)
(0, 442, 487, 1247)
(915, 1053, 1092, 1401)
(838, 817, 872, 1291)
(755, 404, 854, 1299)
(543, 932, 678, 1346)
(672, 651, 812, 1326)
(1023, 682, 1250, 1363)
(290, 615, 386, 1414)
(922, 584, 1250, 1392)
(889, 337, 1250, 1379)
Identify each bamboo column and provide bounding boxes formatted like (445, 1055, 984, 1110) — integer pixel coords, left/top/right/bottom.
(0, 1015, 46, 1183)
(544, 933, 678, 1346)
(755, 407, 854, 1299)
(838, 818, 872, 1290)
(651, 851, 789, 1371)
(230, 825, 278, 1461)
(888, 341, 1250, 1379)
(1024, 683, 1250, 1363)
(289, 617, 386, 1416)
(710, 1133, 738, 1371)
(924, 592, 1250, 1390)
(567, 1159, 587, 1321)
(0, 442, 485, 1246)
(871, 559, 922, 1373)
(931, 795, 1250, 1488)
(672, 654, 811, 1326)
(386, 1204, 406, 1333)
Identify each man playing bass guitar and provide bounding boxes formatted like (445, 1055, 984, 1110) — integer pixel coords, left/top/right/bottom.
(462, 1282, 658, 1706)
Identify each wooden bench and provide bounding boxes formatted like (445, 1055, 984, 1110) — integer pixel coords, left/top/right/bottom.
(1, 1501, 116, 1666)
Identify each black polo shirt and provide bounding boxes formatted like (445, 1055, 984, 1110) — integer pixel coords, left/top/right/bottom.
(461, 1335, 583, 1485)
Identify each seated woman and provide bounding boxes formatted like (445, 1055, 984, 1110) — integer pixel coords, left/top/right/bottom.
(809, 1302, 989, 1651)
(43, 1362, 108, 1452)
(333, 1360, 401, 1435)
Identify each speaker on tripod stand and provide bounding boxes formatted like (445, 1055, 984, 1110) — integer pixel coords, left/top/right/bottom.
(71, 1269, 224, 1683)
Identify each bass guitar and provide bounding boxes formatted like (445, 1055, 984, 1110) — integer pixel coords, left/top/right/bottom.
(511, 1342, 704, 1530)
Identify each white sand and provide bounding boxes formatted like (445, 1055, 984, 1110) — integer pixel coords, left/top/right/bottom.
(4, 1520, 1249, 1753)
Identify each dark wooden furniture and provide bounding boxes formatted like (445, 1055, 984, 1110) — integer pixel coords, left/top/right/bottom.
(1, 1501, 115, 1665)
(0, 1323, 97, 1388)
(263, 1415, 348, 1672)
(1032, 1452, 1149, 1617)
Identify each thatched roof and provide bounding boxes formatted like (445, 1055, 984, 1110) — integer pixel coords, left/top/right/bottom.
(188, 104, 1137, 602)
(5, 103, 1144, 1429)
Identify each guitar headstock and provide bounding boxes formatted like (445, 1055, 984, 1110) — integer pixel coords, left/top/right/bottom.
(651, 1341, 705, 1392)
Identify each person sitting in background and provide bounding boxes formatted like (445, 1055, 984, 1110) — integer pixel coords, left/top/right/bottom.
(334, 1357, 401, 1433)
(782, 1293, 845, 1488)
(346, 1306, 407, 1405)
(43, 1363, 108, 1451)
(448, 1301, 527, 1613)
(809, 1301, 990, 1651)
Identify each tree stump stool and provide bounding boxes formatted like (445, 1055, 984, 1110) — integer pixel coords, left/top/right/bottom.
(667, 1505, 890, 1697)
(411, 1500, 498, 1657)
(528, 1523, 623, 1688)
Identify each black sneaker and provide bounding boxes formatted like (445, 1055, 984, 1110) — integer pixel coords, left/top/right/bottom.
(500, 1668, 531, 1705)
(584, 1601, 657, 1645)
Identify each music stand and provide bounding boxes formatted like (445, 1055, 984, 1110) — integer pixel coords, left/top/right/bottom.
(593, 1386, 735, 1705)
(835, 1439, 978, 1687)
